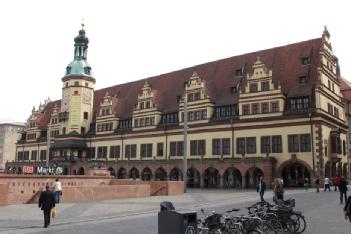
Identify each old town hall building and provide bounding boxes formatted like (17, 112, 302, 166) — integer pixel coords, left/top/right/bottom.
(6, 26, 351, 188)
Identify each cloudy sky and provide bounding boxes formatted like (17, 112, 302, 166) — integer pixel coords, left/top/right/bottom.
(0, 0, 350, 123)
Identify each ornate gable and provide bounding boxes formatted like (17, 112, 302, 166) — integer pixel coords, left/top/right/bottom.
(248, 57, 272, 80)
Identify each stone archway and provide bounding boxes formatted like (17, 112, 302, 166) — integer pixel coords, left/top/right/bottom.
(155, 167, 167, 181)
(223, 167, 242, 189)
(141, 167, 152, 181)
(204, 167, 220, 188)
(187, 167, 200, 188)
(245, 167, 263, 189)
(129, 167, 140, 180)
(170, 168, 183, 181)
(117, 167, 127, 179)
(108, 167, 116, 177)
(281, 162, 311, 188)
(78, 167, 85, 175)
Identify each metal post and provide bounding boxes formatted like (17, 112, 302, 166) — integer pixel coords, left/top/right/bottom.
(183, 98, 188, 193)
(46, 122, 51, 168)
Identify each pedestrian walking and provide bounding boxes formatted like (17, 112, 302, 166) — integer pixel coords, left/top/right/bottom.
(333, 175, 340, 192)
(274, 178, 283, 203)
(304, 177, 309, 192)
(256, 176, 266, 202)
(38, 185, 56, 228)
(339, 176, 348, 204)
(53, 178, 62, 203)
(315, 177, 320, 193)
(324, 177, 331, 192)
(344, 196, 351, 223)
(280, 179, 285, 200)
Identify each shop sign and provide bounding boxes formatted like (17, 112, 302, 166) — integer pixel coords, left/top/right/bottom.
(23, 166, 34, 174)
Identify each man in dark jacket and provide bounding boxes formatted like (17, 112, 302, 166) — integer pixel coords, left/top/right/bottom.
(256, 176, 266, 202)
(38, 185, 56, 228)
(339, 176, 348, 204)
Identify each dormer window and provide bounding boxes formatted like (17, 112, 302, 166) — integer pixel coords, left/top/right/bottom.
(66, 67, 71, 75)
(145, 101, 150, 109)
(249, 83, 258, 93)
(299, 76, 308, 84)
(302, 57, 310, 65)
(261, 81, 269, 91)
(84, 67, 91, 75)
(187, 93, 194, 102)
(235, 69, 243, 76)
(230, 86, 237, 95)
(194, 92, 201, 101)
(140, 102, 144, 110)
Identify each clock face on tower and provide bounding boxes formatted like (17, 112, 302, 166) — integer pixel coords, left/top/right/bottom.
(62, 89, 70, 112)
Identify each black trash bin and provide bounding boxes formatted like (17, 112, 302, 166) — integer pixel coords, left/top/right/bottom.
(158, 210, 198, 234)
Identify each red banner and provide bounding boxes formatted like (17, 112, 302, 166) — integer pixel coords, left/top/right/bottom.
(23, 166, 34, 174)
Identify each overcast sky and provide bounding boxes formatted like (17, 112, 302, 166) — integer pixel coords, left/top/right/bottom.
(0, 0, 350, 123)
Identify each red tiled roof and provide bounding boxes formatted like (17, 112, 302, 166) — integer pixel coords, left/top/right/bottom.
(37, 37, 324, 127)
(340, 76, 351, 101)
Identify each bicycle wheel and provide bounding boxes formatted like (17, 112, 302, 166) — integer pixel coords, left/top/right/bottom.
(246, 229, 262, 234)
(286, 213, 299, 234)
(295, 214, 306, 234)
(263, 213, 283, 234)
(262, 221, 275, 234)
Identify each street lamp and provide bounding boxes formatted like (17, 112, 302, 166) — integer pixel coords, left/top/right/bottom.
(46, 121, 52, 168)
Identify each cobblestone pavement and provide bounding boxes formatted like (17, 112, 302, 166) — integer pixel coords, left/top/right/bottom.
(0, 188, 350, 233)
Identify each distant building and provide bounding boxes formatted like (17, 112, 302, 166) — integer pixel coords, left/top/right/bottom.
(5, 26, 351, 188)
(0, 122, 25, 173)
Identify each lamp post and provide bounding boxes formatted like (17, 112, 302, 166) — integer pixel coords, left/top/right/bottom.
(183, 96, 188, 193)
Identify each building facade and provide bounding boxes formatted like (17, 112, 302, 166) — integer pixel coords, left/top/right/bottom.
(0, 122, 25, 173)
(6, 26, 351, 188)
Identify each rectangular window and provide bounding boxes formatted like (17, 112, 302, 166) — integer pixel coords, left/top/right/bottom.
(271, 102, 279, 112)
(141, 144, 146, 157)
(272, 136, 282, 153)
(288, 135, 299, 152)
(262, 81, 269, 91)
(262, 103, 269, 113)
(17, 151, 23, 161)
(222, 138, 230, 155)
(303, 97, 309, 109)
(40, 150, 46, 161)
(74, 81, 79, 86)
(201, 109, 207, 119)
(302, 57, 310, 65)
(243, 104, 250, 115)
(131, 144, 137, 158)
(23, 151, 29, 160)
(299, 76, 307, 84)
(296, 99, 303, 110)
(84, 112, 88, 119)
(110, 146, 120, 158)
(252, 103, 259, 114)
(300, 134, 311, 152)
(97, 146, 107, 158)
(246, 137, 256, 154)
(237, 138, 245, 154)
(146, 144, 152, 158)
(334, 107, 339, 118)
(31, 150, 37, 161)
(343, 140, 346, 155)
(88, 147, 96, 159)
(170, 142, 176, 156)
(194, 92, 201, 101)
(249, 83, 258, 92)
(177, 141, 184, 156)
(328, 103, 333, 115)
(125, 145, 131, 158)
(212, 139, 221, 155)
(190, 140, 197, 156)
(187, 93, 194, 102)
(157, 143, 163, 157)
(261, 136, 271, 153)
(198, 140, 206, 155)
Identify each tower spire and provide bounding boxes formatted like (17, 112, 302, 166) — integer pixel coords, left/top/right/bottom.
(74, 22, 89, 60)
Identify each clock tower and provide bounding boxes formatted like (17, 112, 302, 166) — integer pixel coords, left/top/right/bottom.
(60, 23, 95, 134)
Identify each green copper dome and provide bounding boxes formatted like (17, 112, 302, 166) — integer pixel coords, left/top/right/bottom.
(63, 28, 94, 79)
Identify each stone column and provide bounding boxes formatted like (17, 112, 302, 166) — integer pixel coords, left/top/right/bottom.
(200, 175, 204, 188)
(242, 176, 246, 189)
(219, 176, 224, 189)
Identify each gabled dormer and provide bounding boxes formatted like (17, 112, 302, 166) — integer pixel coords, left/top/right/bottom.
(179, 71, 214, 125)
(96, 91, 119, 134)
(133, 82, 161, 130)
(239, 57, 284, 119)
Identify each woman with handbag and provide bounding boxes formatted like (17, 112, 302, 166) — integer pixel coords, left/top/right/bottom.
(344, 195, 351, 223)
